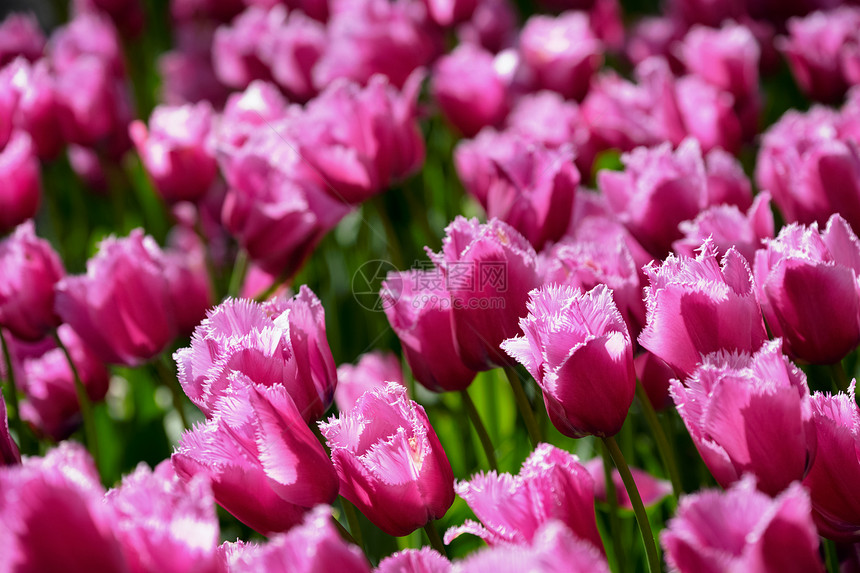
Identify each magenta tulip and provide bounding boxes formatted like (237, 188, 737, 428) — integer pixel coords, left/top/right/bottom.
(599, 138, 752, 257)
(640, 243, 768, 377)
(174, 286, 337, 422)
(105, 461, 221, 573)
(162, 225, 213, 337)
(49, 13, 124, 78)
(380, 269, 478, 393)
(634, 351, 675, 411)
(518, 11, 603, 101)
(212, 6, 279, 89)
(55, 229, 176, 366)
(0, 442, 127, 573)
(377, 548, 451, 573)
(158, 24, 230, 108)
(5, 58, 64, 159)
(673, 191, 774, 264)
(320, 383, 455, 537)
(218, 506, 371, 572)
(662, 476, 824, 573)
(0, 221, 63, 341)
(681, 22, 760, 101)
(454, 130, 580, 250)
(334, 350, 403, 412)
(0, 13, 45, 67)
(263, 9, 325, 102)
(428, 217, 539, 371)
(584, 457, 672, 510)
(129, 101, 218, 204)
(803, 384, 860, 542)
(455, 0, 518, 53)
(0, 130, 40, 234)
(754, 214, 860, 364)
(20, 324, 110, 441)
(423, 0, 477, 26)
(445, 443, 603, 551)
(452, 520, 609, 573)
(432, 44, 509, 137)
(671, 339, 816, 495)
(502, 284, 635, 438)
(173, 382, 339, 535)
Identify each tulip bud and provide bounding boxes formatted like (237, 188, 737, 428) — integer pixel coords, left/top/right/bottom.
(503, 284, 635, 438)
(640, 243, 767, 377)
(129, 102, 218, 204)
(381, 269, 478, 393)
(662, 476, 824, 573)
(803, 383, 860, 542)
(754, 214, 860, 364)
(0, 131, 40, 234)
(334, 350, 404, 412)
(428, 217, 539, 371)
(173, 382, 339, 535)
(0, 221, 63, 341)
(671, 339, 816, 496)
(55, 229, 176, 366)
(519, 11, 603, 101)
(175, 286, 337, 422)
(445, 443, 603, 551)
(320, 383, 455, 537)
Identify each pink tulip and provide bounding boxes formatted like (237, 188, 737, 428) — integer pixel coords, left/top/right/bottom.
(162, 225, 214, 337)
(662, 476, 824, 573)
(215, 80, 288, 158)
(1, 397, 20, 465)
(380, 269, 479, 393)
(0, 130, 40, 234)
(173, 382, 339, 535)
(451, 520, 609, 573)
(584, 457, 672, 510)
(0, 221, 63, 341)
(55, 229, 176, 366)
(49, 13, 124, 78)
(72, 0, 145, 36)
(432, 44, 509, 137)
(454, 130, 580, 250)
(5, 58, 64, 159)
(626, 16, 686, 71)
(428, 217, 539, 371)
(505, 91, 595, 175)
(445, 443, 603, 551)
(634, 351, 675, 410)
(754, 214, 860, 364)
(20, 324, 110, 441)
(779, 7, 860, 103)
(218, 506, 371, 572)
(672, 339, 816, 495)
(673, 74, 742, 154)
(423, 0, 477, 26)
(263, 10, 325, 102)
(502, 284, 635, 438)
(518, 11, 603, 102)
(174, 286, 337, 422)
(105, 461, 221, 573)
(287, 72, 425, 204)
(681, 23, 759, 98)
(803, 383, 860, 542)
(377, 548, 451, 573)
(334, 350, 403, 412)
(0, 442, 128, 572)
(158, 23, 231, 108)
(129, 102, 218, 204)
(755, 105, 860, 233)
(170, 0, 243, 22)
(212, 6, 279, 89)
(640, 243, 768, 377)
(673, 191, 774, 264)
(320, 383, 455, 537)
(455, 0, 518, 53)
(0, 13, 45, 67)
(312, 0, 441, 90)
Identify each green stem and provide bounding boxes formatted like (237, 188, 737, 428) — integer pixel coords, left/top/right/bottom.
(460, 389, 498, 471)
(54, 332, 100, 475)
(636, 381, 682, 502)
(601, 441, 626, 573)
(423, 521, 448, 558)
(823, 538, 839, 573)
(0, 328, 29, 454)
(341, 497, 365, 549)
(828, 361, 850, 394)
(228, 250, 249, 299)
(602, 436, 661, 573)
(155, 356, 190, 430)
(503, 367, 542, 446)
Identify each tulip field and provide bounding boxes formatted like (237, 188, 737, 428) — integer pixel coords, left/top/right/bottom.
(3, 0, 860, 571)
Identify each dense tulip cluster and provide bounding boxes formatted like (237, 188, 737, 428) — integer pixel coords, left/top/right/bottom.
(4, 0, 860, 571)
